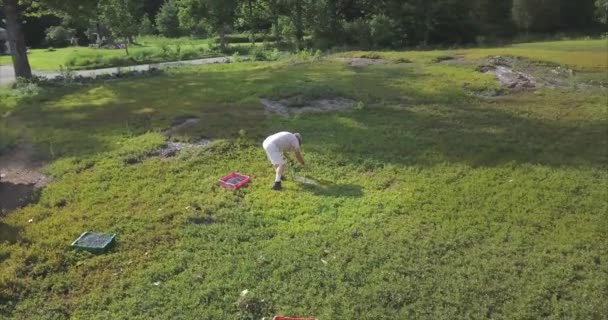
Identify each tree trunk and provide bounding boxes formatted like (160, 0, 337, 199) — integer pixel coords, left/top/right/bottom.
(423, 13, 432, 47)
(274, 15, 280, 40)
(219, 25, 227, 51)
(328, 0, 339, 43)
(270, 0, 280, 41)
(96, 22, 103, 46)
(294, 0, 304, 50)
(124, 38, 129, 55)
(4, 0, 32, 79)
(248, 0, 255, 44)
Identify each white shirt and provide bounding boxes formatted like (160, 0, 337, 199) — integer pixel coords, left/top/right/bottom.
(263, 132, 300, 152)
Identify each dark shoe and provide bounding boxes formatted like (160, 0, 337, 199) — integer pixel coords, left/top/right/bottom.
(272, 181, 283, 191)
(280, 175, 287, 181)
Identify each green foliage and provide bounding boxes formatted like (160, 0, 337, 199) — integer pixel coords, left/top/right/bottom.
(139, 13, 156, 36)
(512, 0, 561, 32)
(44, 26, 76, 48)
(215, 33, 279, 44)
(179, 0, 239, 49)
(61, 46, 217, 69)
(343, 18, 373, 49)
(369, 14, 397, 48)
(596, 0, 608, 24)
(248, 46, 280, 61)
(292, 48, 323, 62)
(156, 0, 184, 38)
(99, 0, 141, 53)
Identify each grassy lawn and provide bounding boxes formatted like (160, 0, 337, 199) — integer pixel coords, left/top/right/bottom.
(0, 40, 607, 319)
(0, 36, 241, 71)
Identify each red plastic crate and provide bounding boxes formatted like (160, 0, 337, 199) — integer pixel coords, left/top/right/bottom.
(273, 317, 318, 320)
(219, 173, 250, 190)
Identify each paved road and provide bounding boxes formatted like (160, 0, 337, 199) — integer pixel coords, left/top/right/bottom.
(0, 56, 233, 85)
(0, 65, 15, 85)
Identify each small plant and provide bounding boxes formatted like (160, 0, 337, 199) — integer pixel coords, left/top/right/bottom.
(208, 42, 221, 53)
(268, 48, 281, 61)
(235, 290, 272, 320)
(65, 56, 77, 68)
(160, 44, 170, 57)
(248, 47, 280, 61)
(232, 51, 244, 63)
(355, 101, 366, 110)
(58, 65, 76, 84)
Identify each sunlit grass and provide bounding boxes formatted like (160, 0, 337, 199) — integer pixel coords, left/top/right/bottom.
(1, 40, 607, 319)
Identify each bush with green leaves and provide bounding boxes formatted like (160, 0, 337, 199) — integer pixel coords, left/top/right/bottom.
(369, 14, 397, 48)
(156, 0, 183, 38)
(139, 13, 156, 36)
(343, 18, 372, 49)
(215, 34, 279, 44)
(248, 46, 281, 61)
(45, 26, 76, 48)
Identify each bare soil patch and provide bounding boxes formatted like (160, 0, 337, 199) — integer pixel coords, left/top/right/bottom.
(478, 57, 537, 91)
(0, 143, 49, 215)
(154, 139, 212, 158)
(162, 117, 201, 137)
(261, 96, 357, 117)
(335, 57, 388, 67)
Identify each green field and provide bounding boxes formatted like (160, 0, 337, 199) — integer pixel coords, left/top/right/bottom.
(1, 40, 607, 319)
(0, 36, 260, 71)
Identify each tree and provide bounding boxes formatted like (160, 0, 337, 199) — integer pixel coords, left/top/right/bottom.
(99, 0, 140, 54)
(178, 0, 238, 50)
(279, 0, 312, 49)
(45, 25, 76, 47)
(512, 0, 533, 31)
(596, 0, 608, 24)
(1, 0, 97, 79)
(156, 0, 182, 37)
(560, 0, 596, 30)
(2, 0, 32, 78)
(139, 13, 156, 35)
(512, 0, 560, 32)
(473, 0, 515, 39)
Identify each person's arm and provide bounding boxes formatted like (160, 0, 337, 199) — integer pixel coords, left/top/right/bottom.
(294, 150, 305, 166)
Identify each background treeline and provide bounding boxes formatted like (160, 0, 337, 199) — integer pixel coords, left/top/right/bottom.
(2, 0, 607, 50)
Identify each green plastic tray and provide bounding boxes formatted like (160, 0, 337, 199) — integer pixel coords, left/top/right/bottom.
(71, 231, 116, 253)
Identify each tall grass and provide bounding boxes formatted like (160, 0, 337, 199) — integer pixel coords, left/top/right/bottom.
(64, 45, 218, 70)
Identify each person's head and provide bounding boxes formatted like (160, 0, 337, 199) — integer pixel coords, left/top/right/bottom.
(294, 133, 302, 146)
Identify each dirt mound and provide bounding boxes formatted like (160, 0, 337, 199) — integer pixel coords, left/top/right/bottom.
(478, 57, 537, 91)
(261, 97, 357, 117)
(154, 139, 211, 158)
(335, 57, 387, 67)
(0, 143, 49, 215)
(476, 55, 605, 92)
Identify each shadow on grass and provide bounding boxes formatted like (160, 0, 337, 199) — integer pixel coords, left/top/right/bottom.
(0, 222, 23, 243)
(0, 181, 38, 215)
(5, 62, 607, 169)
(299, 181, 364, 198)
(290, 103, 608, 169)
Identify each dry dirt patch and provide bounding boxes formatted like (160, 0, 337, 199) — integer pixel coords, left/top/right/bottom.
(1, 143, 49, 214)
(261, 96, 357, 117)
(335, 57, 388, 67)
